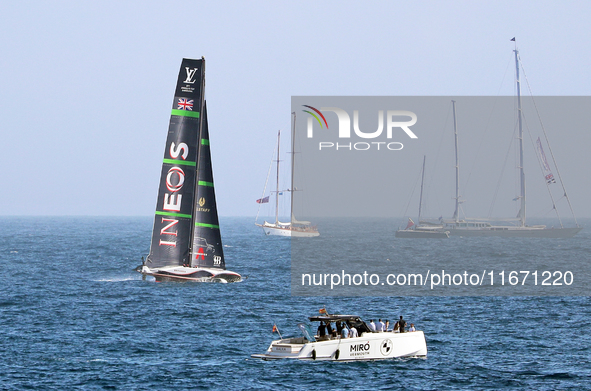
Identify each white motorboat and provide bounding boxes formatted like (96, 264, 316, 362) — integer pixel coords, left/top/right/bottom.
(251, 314, 427, 361)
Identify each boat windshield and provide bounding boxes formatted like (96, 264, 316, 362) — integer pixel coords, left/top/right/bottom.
(297, 323, 316, 342)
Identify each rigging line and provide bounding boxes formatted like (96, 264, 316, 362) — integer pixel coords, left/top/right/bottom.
(459, 202, 466, 221)
(464, 52, 514, 199)
(541, 205, 558, 217)
(520, 59, 579, 226)
(427, 101, 452, 217)
(398, 161, 422, 227)
(521, 108, 563, 226)
(487, 120, 517, 219)
(255, 134, 279, 224)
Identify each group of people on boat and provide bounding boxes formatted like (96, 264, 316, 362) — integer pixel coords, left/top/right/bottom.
(316, 316, 416, 341)
(368, 316, 416, 333)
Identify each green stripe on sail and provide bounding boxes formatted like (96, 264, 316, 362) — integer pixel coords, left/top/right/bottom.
(198, 181, 214, 187)
(201, 139, 209, 145)
(155, 211, 192, 219)
(171, 109, 200, 118)
(195, 222, 219, 229)
(162, 158, 196, 166)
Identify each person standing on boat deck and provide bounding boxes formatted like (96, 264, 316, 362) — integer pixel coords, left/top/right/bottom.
(341, 325, 349, 339)
(349, 326, 358, 338)
(318, 321, 326, 339)
(326, 321, 334, 339)
(398, 316, 407, 333)
(378, 319, 385, 332)
(393, 320, 400, 332)
(369, 320, 376, 332)
(336, 321, 343, 336)
(409, 323, 416, 332)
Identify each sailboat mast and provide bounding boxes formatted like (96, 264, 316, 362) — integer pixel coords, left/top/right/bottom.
(418, 155, 426, 221)
(290, 112, 296, 224)
(514, 48, 526, 227)
(189, 61, 207, 265)
(275, 130, 280, 225)
(452, 100, 460, 223)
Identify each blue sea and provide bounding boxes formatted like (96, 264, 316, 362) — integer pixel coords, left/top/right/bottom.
(1, 216, 590, 390)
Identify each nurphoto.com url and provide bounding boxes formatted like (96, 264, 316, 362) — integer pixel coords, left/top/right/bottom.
(301, 270, 574, 290)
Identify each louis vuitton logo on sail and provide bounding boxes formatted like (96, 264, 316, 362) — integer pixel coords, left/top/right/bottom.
(303, 106, 418, 151)
(181, 67, 199, 93)
(184, 67, 198, 84)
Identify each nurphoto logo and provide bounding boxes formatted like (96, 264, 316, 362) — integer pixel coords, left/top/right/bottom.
(302, 105, 418, 151)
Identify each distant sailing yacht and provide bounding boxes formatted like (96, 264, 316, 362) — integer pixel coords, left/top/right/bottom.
(442, 44, 581, 238)
(396, 156, 449, 238)
(138, 58, 241, 282)
(255, 113, 319, 237)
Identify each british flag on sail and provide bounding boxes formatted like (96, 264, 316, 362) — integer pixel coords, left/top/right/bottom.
(536, 137, 556, 184)
(177, 98, 194, 110)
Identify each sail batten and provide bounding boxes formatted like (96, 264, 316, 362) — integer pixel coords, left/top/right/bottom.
(171, 109, 200, 118)
(155, 211, 193, 219)
(162, 158, 197, 166)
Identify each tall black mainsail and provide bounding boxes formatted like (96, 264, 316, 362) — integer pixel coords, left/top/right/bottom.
(147, 58, 204, 268)
(141, 58, 240, 282)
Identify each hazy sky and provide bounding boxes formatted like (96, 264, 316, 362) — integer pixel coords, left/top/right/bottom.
(1, 1, 590, 217)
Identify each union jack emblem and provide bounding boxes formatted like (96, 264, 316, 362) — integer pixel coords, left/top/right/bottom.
(177, 98, 194, 111)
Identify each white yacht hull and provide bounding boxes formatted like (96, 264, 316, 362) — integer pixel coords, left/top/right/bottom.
(251, 331, 427, 361)
(257, 223, 320, 237)
(445, 226, 582, 238)
(140, 265, 242, 283)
